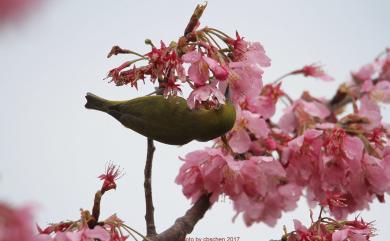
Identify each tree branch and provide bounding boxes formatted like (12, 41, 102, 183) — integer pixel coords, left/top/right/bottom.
(151, 194, 211, 241)
(144, 138, 157, 237)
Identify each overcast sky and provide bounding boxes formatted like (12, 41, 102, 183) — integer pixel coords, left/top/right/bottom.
(1, 0, 390, 240)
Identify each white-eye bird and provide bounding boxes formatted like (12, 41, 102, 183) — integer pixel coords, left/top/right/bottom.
(85, 93, 236, 145)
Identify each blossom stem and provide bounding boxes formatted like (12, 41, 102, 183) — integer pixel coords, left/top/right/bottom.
(206, 27, 232, 39)
(318, 206, 324, 220)
(272, 72, 294, 84)
(283, 93, 294, 105)
(205, 30, 229, 44)
(107, 45, 147, 59)
(122, 224, 150, 241)
(144, 138, 157, 237)
(204, 31, 223, 50)
(120, 226, 139, 241)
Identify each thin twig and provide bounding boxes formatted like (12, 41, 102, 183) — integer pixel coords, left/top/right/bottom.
(144, 138, 157, 237)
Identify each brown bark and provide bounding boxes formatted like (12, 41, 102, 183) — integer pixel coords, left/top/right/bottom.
(144, 138, 157, 237)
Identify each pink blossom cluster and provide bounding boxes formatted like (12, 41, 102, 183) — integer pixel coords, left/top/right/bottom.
(0, 202, 36, 241)
(36, 214, 129, 241)
(0, 0, 40, 25)
(175, 148, 302, 226)
(37, 223, 111, 241)
(177, 49, 390, 226)
(280, 51, 390, 218)
(282, 214, 375, 241)
(34, 164, 137, 241)
(105, 14, 390, 228)
(0, 164, 137, 241)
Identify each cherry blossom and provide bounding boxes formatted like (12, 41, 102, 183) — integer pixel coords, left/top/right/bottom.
(0, 0, 39, 24)
(98, 163, 123, 193)
(292, 64, 334, 81)
(282, 216, 375, 241)
(102, 7, 390, 232)
(187, 83, 225, 109)
(0, 202, 36, 241)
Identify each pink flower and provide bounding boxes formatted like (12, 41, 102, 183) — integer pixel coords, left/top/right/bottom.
(378, 51, 390, 81)
(98, 163, 123, 193)
(187, 83, 225, 109)
(283, 125, 390, 219)
(227, 32, 271, 67)
(246, 95, 276, 119)
(285, 217, 374, 241)
(228, 61, 264, 104)
(243, 42, 271, 67)
(229, 128, 252, 153)
(358, 95, 382, 130)
(202, 56, 229, 81)
(182, 51, 210, 86)
(363, 153, 390, 195)
(147, 41, 185, 82)
(245, 83, 283, 119)
(292, 64, 334, 81)
(333, 218, 375, 241)
(352, 63, 376, 82)
(175, 148, 226, 202)
(228, 108, 269, 153)
(0, 0, 39, 24)
(61, 226, 110, 241)
(225, 33, 270, 104)
(371, 81, 390, 103)
(182, 51, 228, 86)
(176, 149, 301, 226)
(107, 41, 185, 92)
(0, 202, 36, 241)
(232, 157, 302, 226)
(278, 98, 330, 133)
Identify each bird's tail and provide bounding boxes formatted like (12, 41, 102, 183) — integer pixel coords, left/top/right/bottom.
(85, 92, 109, 112)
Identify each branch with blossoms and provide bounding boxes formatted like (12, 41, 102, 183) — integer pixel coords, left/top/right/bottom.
(34, 163, 148, 241)
(100, 3, 390, 240)
(2, 3, 390, 241)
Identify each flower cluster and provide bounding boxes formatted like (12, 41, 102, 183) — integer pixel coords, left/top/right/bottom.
(0, 0, 39, 24)
(36, 213, 138, 241)
(105, 6, 390, 229)
(34, 163, 144, 241)
(176, 148, 302, 226)
(106, 26, 270, 110)
(0, 202, 36, 241)
(174, 30, 390, 226)
(279, 210, 375, 241)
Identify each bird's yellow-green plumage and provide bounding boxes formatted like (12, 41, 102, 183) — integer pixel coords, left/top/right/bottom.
(85, 93, 236, 145)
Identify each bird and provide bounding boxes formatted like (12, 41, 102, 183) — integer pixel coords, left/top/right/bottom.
(85, 92, 236, 145)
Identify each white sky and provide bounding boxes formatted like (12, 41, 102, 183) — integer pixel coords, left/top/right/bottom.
(1, 0, 390, 240)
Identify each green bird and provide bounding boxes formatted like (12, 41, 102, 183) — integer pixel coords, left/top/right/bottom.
(85, 93, 236, 145)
